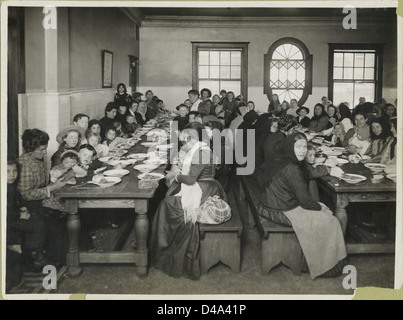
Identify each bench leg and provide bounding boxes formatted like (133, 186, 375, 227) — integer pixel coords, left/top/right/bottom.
(247, 206, 256, 230)
(200, 233, 241, 274)
(261, 233, 302, 275)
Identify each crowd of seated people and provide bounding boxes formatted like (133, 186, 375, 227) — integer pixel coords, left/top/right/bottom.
(6, 81, 398, 288)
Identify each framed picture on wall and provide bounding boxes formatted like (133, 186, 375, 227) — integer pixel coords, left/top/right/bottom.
(102, 50, 113, 88)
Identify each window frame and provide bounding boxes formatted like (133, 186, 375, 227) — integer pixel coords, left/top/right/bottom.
(328, 43, 384, 106)
(192, 42, 249, 100)
(264, 37, 313, 106)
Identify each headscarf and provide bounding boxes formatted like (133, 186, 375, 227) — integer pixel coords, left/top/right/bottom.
(264, 132, 307, 185)
(310, 103, 328, 122)
(369, 116, 393, 141)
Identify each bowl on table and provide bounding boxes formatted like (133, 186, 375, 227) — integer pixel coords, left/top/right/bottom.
(364, 163, 387, 174)
(341, 173, 367, 184)
(336, 158, 349, 166)
(103, 169, 130, 178)
(138, 172, 165, 182)
(108, 150, 128, 157)
(133, 164, 159, 174)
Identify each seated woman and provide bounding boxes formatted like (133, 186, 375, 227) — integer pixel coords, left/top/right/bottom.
(257, 133, 347, 279)
(252, 114, 278, 178)
(115, 104, 130, 128)
(275, 101, 290, 118)
(267, 93, 281, 114)
(309, 103, 329, 133)
(337, 103, 354, 133)
(51, 125, 85, 168)
(384, 103, 397, 137)
(327, 104, 339, 127)
(210, 94, 221, 116)
(87, 119, 102, 136)
(145, 90, 159, 119)
(344, 113, 371, 154)
(18, 129, 68, 266)
(295, 106, 310, 128)
(258, 115, 294, 190)
(99, 102, 118, 139)
(135, 101, 150, 127)
(223, 91, 237, 127)
(150, 122, 227, 279)
(362, 117, 396, 164)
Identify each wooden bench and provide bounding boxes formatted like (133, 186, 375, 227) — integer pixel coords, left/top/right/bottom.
(238, 175, 303, 275)
(199, 191, 243, 274)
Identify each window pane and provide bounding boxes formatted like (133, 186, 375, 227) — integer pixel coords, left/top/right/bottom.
(278, 65, 288, 83)
(210, 51, 220, 65)
(288, 66, 297, 83)
(334, 53, 344, 67)
(210, 66, 219, 78)
(199, 66, 209, 78)
(333, 82, 354, 108)
(355, 53, 364, 68)
(355, 82, 375, 106)
(365, 53, 375, 68)
(199, 51, 209, 65)
(354, 68, 364, 80)
(220, 66, 230, 78)
(365, 68, 375, 80)
(334, 67, 343, 79)
(296, 66, 305, 83)
(344, 68, 354, 80)
(220, 81, 241, 96)
(231, 66, 241, 79)
(220, 51, 231, 66)
(199, 80, 220, 95)
(231, 51, 241, 65)
(344, 53, 354, 67)
(288, 45, 303, 60)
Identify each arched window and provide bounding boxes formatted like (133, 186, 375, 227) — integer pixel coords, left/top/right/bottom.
(264, 38, 312, 106)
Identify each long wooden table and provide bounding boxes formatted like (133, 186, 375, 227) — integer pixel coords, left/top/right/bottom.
(318, 163, 396, 254)
(56, 126, 170, 278)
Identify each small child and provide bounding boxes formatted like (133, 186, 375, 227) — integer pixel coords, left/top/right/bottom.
(73, 113, 89, 144)
(77, 144, 103, 175)
(7, 159, 46, 284)
(103, 127, 127, 151)
(174, 105, 190, 131)
(49, 150, 79, 183)
(87, 132, 109, 159)
(124, 114, 139, 135)
(330, 122, 347, 147)
(188, 111, 200, 124)
(113, 120, 128, 138)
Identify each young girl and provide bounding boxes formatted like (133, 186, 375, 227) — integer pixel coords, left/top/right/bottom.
(214, 104, 226, 126)
(103, 127, 127, 150)
(51, 125, 85, 168)
(49, 151, 79, 183)
(87, 119, 102, 136)
(327, 105, 339, 127)
(113, 120, 127, 138)
(223, 91, 237, 127)
(330, 123, 347, 147)
(87, 132, 109, 159)
(174, 105, 190, 131)
(114, 83, 132, 107)
(268, 94, 281, 114)
(275, 101, 290, 117)
(125, 114, 140, 135)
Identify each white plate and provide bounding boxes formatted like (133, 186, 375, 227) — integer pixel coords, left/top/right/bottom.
(322, 150, 343, 157)
(90, 176, 121, 188)
(103, 169, 130, 177)
(156, 144, 174, 150)
(364, 163, 387, 173)
(336, 158, 349, 165)
(341, 174, 367, 184)
(94, 167, 107, 174)
(108, 150, 128, 157)
(127, 153, 148, 160)
(143, 159, 168, 166)
(138, 172, 165, 182)
(134, 164, 158, 173)
(141, 142, 157, 147)
(358, 155, 371, 162)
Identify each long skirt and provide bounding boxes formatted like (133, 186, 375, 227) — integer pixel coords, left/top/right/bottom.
(258, 201, 348, 279)
(150, 179, 226, 279)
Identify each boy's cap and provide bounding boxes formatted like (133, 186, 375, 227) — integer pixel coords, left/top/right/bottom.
(56, 125, 86, 144)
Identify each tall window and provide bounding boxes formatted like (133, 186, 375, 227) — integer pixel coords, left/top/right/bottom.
(192, 42, 249, 99)
(328, 44, 383, 108)
(264, 38, 312, 105)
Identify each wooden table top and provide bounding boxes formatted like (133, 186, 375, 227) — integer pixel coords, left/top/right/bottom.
(56, 122, 172, 199)
(319, 163, 396, 193)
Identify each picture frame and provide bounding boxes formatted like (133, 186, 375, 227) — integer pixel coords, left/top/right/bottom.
(102, 50, 113, 88)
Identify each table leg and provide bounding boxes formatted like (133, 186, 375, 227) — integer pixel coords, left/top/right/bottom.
(335, 194, 349, 236)
(135, 200, 149, 278)
(65, 200, 82, 277)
